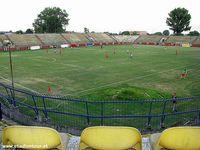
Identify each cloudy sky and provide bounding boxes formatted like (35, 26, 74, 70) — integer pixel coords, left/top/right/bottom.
(0, 0, 199, 34)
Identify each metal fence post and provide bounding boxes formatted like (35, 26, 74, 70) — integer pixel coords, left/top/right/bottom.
(147, 102, 152, 129)
(5, 87, 12, 104)
(85, 102, 90, 125)
(101, 102, 104, 125)
(0, 103, 2, 120)
(9, 89, 15, 106)
(198, 112, 200, 125)
(32, 96, 39, 117)
(160, 101, 167, 128)
(42, 97, 48, 119)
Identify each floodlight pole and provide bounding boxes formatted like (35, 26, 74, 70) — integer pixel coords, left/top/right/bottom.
(8, 46, 16, 106)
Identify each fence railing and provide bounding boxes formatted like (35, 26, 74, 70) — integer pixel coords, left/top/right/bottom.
(0, 82, 199, 130)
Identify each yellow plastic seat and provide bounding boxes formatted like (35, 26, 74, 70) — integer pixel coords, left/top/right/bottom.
(154, 126, 200, 150)
(79, 126, 142, 150)
(2, 125, 63, 150)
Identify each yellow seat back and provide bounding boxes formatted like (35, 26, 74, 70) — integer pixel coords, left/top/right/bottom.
(155, 127, 200, 150)
(79, 126, 142, 150)
(2, 125, 63, 150)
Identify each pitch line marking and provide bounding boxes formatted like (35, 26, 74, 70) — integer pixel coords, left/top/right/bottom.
(50, 58, 57, 63)
(14, 64, 200, 110)
(65, 63, 200, 97)
(0, 75, 40, 94)
(32, 57, 84, 69)
(32, 57, 57, 63)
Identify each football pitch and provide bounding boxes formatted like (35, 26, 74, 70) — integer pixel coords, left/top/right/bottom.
(0, 45, 200, 100)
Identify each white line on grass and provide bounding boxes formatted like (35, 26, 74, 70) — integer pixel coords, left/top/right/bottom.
(64, 63, 200, 97)
(52, 99, 86, 111)
(51, 58, 57, 63)
(0, 74, 79, 110)
(35, 57, 57, 63)
(0, 66, 8, 70)
(0, 75, 40, 94)
(32, 57, 84, 69)
(32, 57, 56, 63)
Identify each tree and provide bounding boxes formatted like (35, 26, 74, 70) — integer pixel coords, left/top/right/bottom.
(16, 30, 23, 34)
(153, 32, 162, 35)
(163, 30, 170, 36)
(121, 31, 130, 35)
(109, 33, 118, 35)
(166, 7, 191, 35)
(188, 30, 200, 36)
(33, 7, 69, 33)
(25, 28, 33, 34)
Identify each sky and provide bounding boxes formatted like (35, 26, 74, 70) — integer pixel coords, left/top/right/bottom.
(0, 0, 199, 34)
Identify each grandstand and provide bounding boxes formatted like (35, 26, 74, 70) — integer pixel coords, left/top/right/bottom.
(36, 33, 68, 46)
(165, 36, 197, 44)
(134, 35, 163, 44)
(88, 33, 116, 43)
(190, 37, 200, 47)
(1, 34, 200, 49)
(7, 34, 42, 47)
(113, 35, 139, 42)
(0, 35, 9, 47)
(61, 33, 90, 44)
(0, 35, 8, 42)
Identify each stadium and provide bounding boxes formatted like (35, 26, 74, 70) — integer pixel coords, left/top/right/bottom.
(0, 0, 200, 149)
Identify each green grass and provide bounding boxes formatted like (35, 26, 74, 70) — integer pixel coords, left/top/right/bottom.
(79, 85, 171, 100)
(0, 45, 200, 128)
(0, 45, 200, 98)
